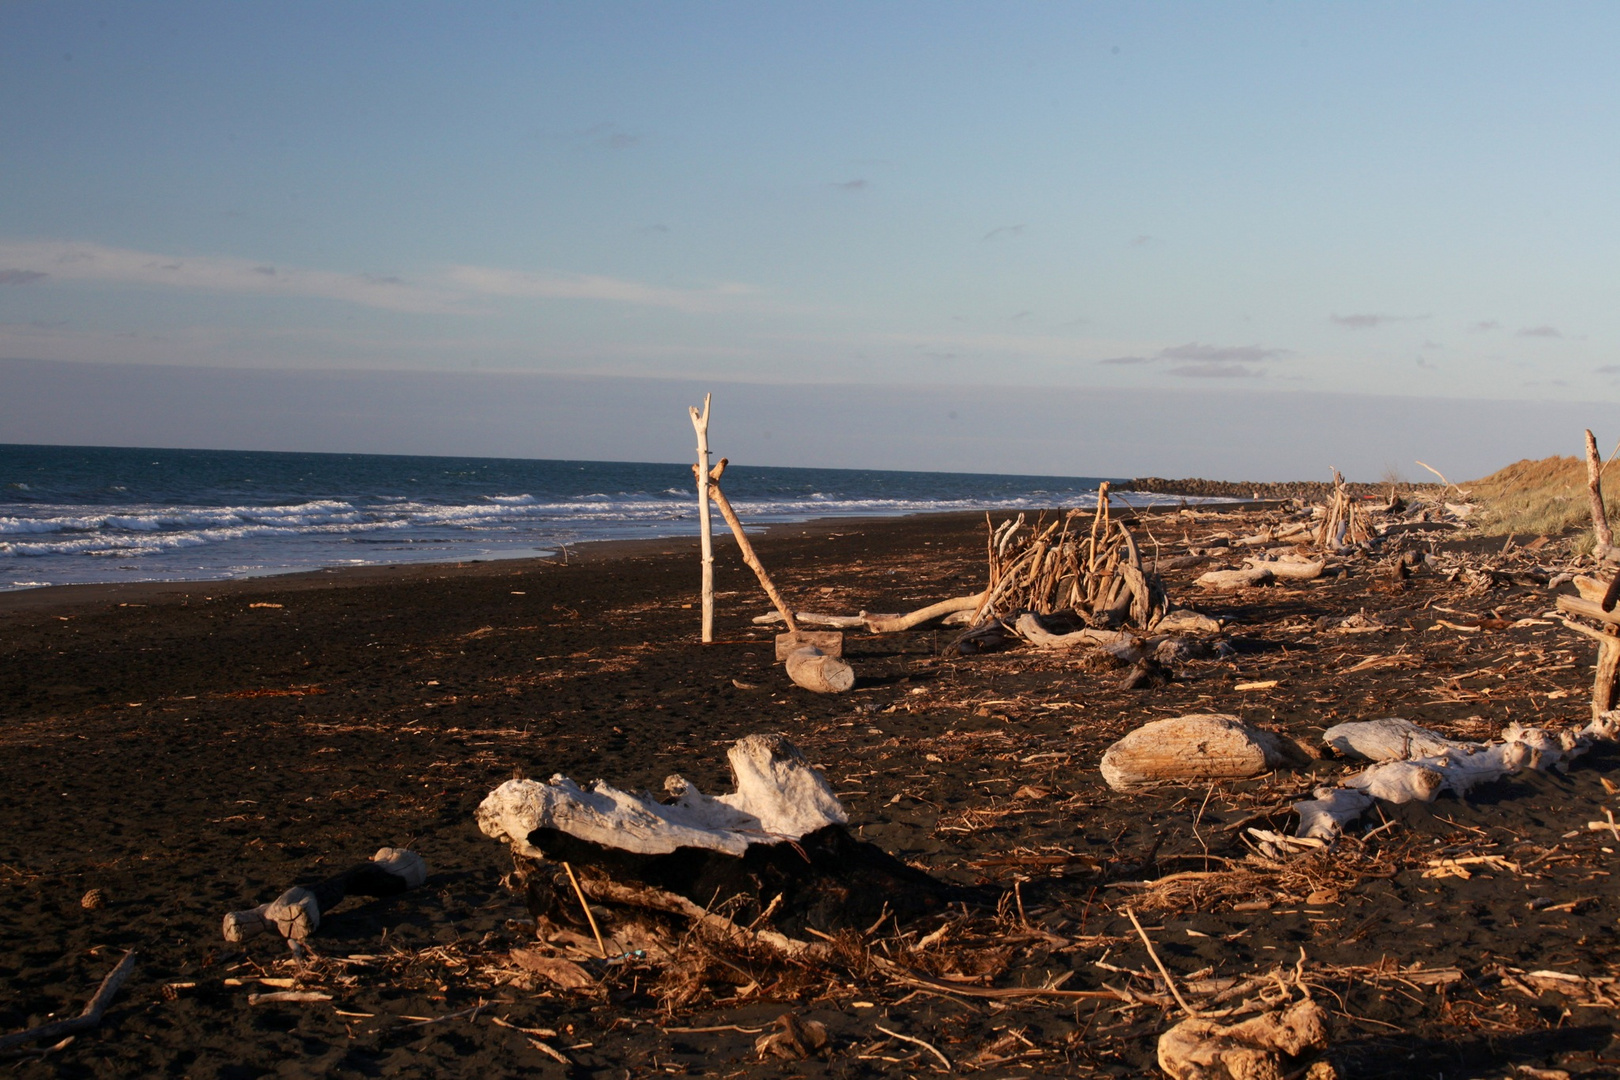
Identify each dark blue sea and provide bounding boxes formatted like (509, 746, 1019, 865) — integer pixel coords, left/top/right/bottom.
(0, 444, 1187, 590)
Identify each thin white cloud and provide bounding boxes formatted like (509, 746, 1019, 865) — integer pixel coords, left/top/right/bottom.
(0, 240, 765, 317)
(0, 240, 468, 314)
(444, 265, 757, 313)
(1159, 342, 1284, 364)
(1094, 340, 1286, 376)
(1168, 362, 1262, 378)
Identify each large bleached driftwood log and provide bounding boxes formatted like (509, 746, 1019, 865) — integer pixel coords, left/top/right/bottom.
(481, 734, 948, 937)
(1323, 717, 1475, 761)
(1281, 714, 1620, 844)
(478, 734, 848, 858)
(1242, 556, 1326, 581)
(1100, 714, 1299, 792)
(222, 848, 426, 944)
(1195, 566, 1274, 590)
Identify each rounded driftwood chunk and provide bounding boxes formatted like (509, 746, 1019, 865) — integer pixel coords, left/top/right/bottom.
(1100, 713, 1287, 792)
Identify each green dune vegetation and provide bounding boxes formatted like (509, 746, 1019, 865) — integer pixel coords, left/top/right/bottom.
(1468, 452, 1620, 542)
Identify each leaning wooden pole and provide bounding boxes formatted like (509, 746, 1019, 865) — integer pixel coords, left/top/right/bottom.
(704, 462, 798, 632)
(690, 395, 715, 643)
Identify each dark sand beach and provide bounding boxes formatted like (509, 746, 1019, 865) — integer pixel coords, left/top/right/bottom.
(4, 506, 1620, 1078)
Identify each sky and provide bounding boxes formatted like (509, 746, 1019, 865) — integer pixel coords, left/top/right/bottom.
(2, 3, 1617, 478)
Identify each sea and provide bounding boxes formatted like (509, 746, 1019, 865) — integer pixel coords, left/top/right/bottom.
(0, 444, 1190, 591)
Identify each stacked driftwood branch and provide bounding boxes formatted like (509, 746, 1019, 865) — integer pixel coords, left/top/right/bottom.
(970, 484, 1169, 632)
(1313, 469, 1372, 551)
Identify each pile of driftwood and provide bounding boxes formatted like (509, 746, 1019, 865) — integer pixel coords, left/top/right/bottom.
(973, 487, 1168, 629)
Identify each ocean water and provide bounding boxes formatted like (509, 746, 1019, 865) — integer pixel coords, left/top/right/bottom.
(0, 444, 1175, 591)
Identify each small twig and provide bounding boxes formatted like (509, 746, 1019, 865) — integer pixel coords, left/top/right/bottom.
(561, 862, 608, 958)
(875, 1023, 952, 1071)
(0, 950, 137, 1051)
(402, 1001, 482, 1028)
(1125, 907, 1198, 1018)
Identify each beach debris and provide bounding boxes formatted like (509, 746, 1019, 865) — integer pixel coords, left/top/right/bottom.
(222, 847, 426, 944)
(1157, 996, 1333, 1080)
(78, 888, 105, 911)
(1292, 788, 1377, 841)
(0, 950, 136, 1052)
(754, 1013, 829, 1061)
(1100, 714, 1301, 792)
(509, 948, 596, 989)
(478, 734, 847, 858)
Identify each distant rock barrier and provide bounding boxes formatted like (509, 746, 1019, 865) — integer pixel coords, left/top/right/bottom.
(1122, 477, 1440, 503)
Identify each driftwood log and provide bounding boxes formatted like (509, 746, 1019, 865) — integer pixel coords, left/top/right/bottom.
(1100, 714, 1300, 792)
(478, 734, 848, 858)
(480, 734, 947, 938)
(751, 593, 987, 633)
(1274, 714, 1620, 848)
(783, 646, 856, 693)
(1242, 556, 1325, 581)
(222, 848, 426, 944)
(1196, 566, 1273, 590)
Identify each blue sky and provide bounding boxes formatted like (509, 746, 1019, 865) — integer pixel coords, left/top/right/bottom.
(2, 3, 1617, 473)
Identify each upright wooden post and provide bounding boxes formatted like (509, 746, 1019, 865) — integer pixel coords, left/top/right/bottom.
(690, 395, 714, 643)
(1587, 429, 1613, 550)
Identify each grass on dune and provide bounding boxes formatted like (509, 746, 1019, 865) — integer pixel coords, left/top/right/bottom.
(1466, 454, 1620, 539)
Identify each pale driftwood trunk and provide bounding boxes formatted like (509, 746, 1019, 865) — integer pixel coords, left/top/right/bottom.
(1589, 428, 1613, 549)
(752, 611, 869, 628)
(784, 646, 856, 693)
(1243, 557, 1325, 581)
(690, 396, 714, 643)
(863, 593, 986, 633)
